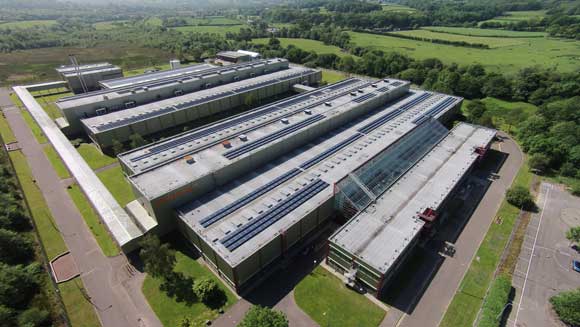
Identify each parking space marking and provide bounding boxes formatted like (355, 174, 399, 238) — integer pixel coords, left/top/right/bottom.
(513, 185, 551, 327)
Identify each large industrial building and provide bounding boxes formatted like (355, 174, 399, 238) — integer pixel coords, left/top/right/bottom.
(111, 76, 494, 293)
(82, 66, 320, 147)
(56, 62, 123, 94)
(55, 58, 300, 135)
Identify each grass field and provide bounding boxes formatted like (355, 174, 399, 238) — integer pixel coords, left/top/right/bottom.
(142, 239, 237, 327)
(482, 10, 547, 24)
(58, 278, 101, 327)
(481, 97, 538, 132)
(43, 145, 70, 179)
(393, 29, 528, 48)
(35, 91, 72, 119)
(67, 184, 120, 257)
(0, 111, 16, 143)
(322, 70, 348, 84)
(422, 26, 545, 38)
(348, 31, 580, 74)
(381, 4, 416, 13)
(76, 143, 117, 170)
(0, 44, 172, 85)
(188, 17, 242, 25)
(440, 158, 533, 327)
(97, 166, 136, 207)
(294, 266, 386, 327)
(172, 25, 244, 35)
(0, 20, 57, 29)
(253, 38, 351, 57)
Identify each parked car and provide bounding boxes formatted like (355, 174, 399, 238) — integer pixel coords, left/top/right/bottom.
(572, 260, 580, 273)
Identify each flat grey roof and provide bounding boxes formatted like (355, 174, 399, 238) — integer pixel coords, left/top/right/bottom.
(176, 85, 462, 267)
(329, 123, 496, 275)
(119, 77, 370, 175)
(218, 51, 251, 58)
(56, 62, 117, 74)
(57, 58, 288, 108)
(99, 63, 216, 89)
(83, 66, 317, 134)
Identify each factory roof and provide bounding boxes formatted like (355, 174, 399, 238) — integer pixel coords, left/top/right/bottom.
(99, 63, 216, 89)
(217, 51, 252, 59)
(329, 122, 496, 275)
(56, 58, 288, 109)
(56, 62, 121, 77)
(175, 84, 462, 267)
(83, 66, 317, 134)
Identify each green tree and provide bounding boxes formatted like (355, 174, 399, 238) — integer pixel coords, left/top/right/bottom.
(192, 277, 225, 306)
(239, 305, 288, 327)
(111, 139, 124, 156)
(528, 153, 550, 173)
(0, 229, 34, 265)
(0, 305, 15, 327)
(550, 289, 580, 326)
(566, 226, 580, 245)
(0, 263, 40, 309)
(138, 235, 176, 280)
(17, 307, 50, 327)
(465, 100, 486, 123)
(129, 133, 147, 149)
(506, 186, 534, 210)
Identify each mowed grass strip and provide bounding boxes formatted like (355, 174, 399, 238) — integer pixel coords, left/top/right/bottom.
(294, 266, 386, 327)
(10, 92, 49, 143)
(0, 111, 16, 143)
(42, 145, 70, 179)
(58, 278, 101, 327)
(422, 26, 546, 38)
(392, 29, 528, 48)
(67, 184, 120, 257)
(347, 32, 580, 74)
(97, 165, 136, 206)
(142, 239, 237, 327)
(77, 143, 117, 170)
(322, 70, 348, 84)
(8, 150, 67, 259)
(440, 159, 532, 327)
(253, 38, 352, 57)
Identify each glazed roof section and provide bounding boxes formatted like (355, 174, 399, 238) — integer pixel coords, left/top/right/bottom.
(99, 63, 216, 89)
(127, 78, 422, 200)
(176, 88, 462, 267)
(329, 123, 496, 275)
(82, 66, 317, 134)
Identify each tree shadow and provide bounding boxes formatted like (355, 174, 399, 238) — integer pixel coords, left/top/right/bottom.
(204, 288, 228, 310)
(160, 271, 198, 305)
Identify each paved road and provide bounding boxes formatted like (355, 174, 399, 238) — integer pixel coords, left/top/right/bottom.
(0, 88, 162, 327)
(381, 133, 524, 327)
(508, 182, 580, 327)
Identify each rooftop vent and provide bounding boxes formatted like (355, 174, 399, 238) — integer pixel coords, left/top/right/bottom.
(304, 109, 312, 115)
(281, 118, 289, 124)
(350, 92, 357, 96)
(239, 134, 248, 141)
(222, 140, 232, 148)
(184, 155, 195, 164)
(371, 84, 378, 88)
(324, 102, 332, 107)
(357, 89, 364, 93)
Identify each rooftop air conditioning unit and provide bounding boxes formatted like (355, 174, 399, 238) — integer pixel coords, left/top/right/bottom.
(324, 102, 332, 107)
(304, 109, 312, 115)
(239, 134, 248, 141)
(233, 75, 240, 81)
(371, 84, 378, 88)
(281, 118, 289, 124)
(95, 108, 107, 115)
(358, 89, 364, 93)
(125, 101, 136, 109)
(174, 89, 184, 96)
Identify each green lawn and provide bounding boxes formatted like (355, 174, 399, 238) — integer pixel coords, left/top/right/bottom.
(421, 26, 546, 38)
(322, 70, 348, 84)
(482, 10, 547, 24)
(294, 266, 386, 327)
(392, 30, 530, 48)
(97, 166, 135, 207)
(67, 184, 120, 257)
(0, 20, 57, 29)
(348, 31, 580, 74)
(35, 91, 73, 119)
(253, 38, 352, 57)
(381, 4, 416, 12)
(0, 111, 16, 143)
(142, 240, 237, 327)
(43, 145, 70, 179)
(440, 158, 533, 327)
(172, 25, 245, 35)
(77, 143, 117, 170)
(58, 278, 101, 327)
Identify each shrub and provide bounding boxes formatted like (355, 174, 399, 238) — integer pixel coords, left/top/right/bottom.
(528, 153, 550, 173)
(506, 186, 534, 210)
(571, 183, 580, 197)
(566, 226, 580, 245)
(239, 305, 288, 327)
(479, 275, 512, 327)
(17, 307, 50, 327)
(550, 289, 580, 326)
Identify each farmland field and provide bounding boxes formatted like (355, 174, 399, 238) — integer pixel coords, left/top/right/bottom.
(481, 10, 547, 24)
(421, 26, 545, 38)
(348, 31, 580, 74)
(392, 29, 527, 48)
(253, 38, 351, 57)
(0, 20, 57, 29)
(172, 25, 244, 35)
(381, 4, 416, 13)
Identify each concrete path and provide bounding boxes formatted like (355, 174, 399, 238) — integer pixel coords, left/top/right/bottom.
(382, 133, 524, 327)
(507, 182, 580, 327)
(0, 88, 161, 327)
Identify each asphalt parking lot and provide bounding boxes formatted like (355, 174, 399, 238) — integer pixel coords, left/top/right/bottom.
(509, 182, 580, 327)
